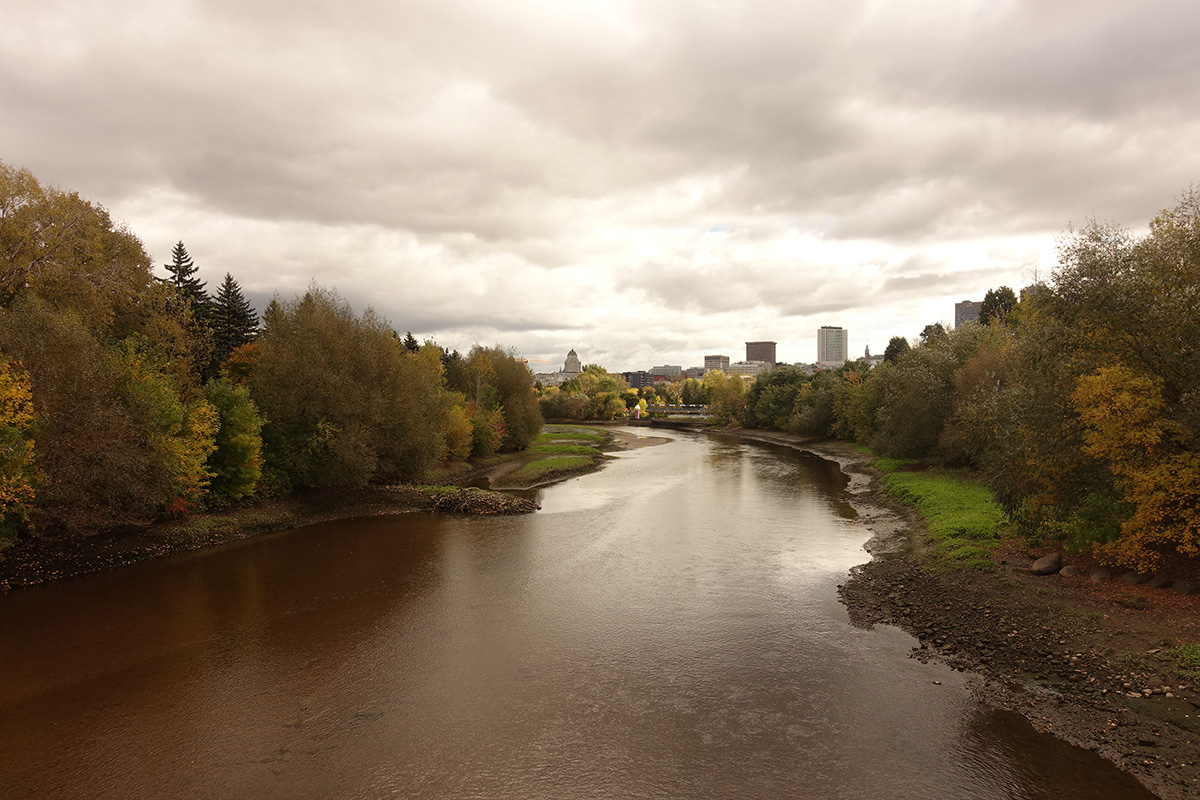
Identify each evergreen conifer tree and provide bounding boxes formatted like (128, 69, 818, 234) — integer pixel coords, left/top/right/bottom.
(164, 241, 210, 318)
(210, 273, 259, 370)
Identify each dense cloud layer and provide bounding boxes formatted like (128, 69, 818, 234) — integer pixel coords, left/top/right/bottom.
(4, 0, 1198, 368)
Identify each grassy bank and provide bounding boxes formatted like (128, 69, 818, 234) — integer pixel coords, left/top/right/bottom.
(873, 455, 1006, 570)
(494, 425, 611, 488)
(510, 455, 598, 483)
(532, 426, 607, 444)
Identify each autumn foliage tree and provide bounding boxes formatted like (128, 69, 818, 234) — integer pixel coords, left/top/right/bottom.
(1068, 367, 1195, 570)
(449, 345, 542, 449)
(114, 341, 219, 515)
(0, 161, 545, 538)
(250, 287, 452, 489)
(0, 360, 38, 538)
(0, 161, 211, 530)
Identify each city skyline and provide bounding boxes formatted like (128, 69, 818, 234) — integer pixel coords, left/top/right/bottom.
(4, 2, 1196, 373)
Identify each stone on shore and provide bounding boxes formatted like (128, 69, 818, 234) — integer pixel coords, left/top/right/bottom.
(1030, 552, 1062, 575)
(1089, 567, 1113, 583)
(1059, 565, 1081, 577)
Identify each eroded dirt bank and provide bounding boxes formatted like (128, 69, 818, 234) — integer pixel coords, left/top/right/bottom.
(720, 429, 1200, 800)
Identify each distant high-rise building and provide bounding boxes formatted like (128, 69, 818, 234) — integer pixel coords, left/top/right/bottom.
(649, 365, 682, 378)
(955, 300, 981, 327)
(704, 354, 730, 372)
(745, 341, 776, 366)
(817, 326, 848, 367)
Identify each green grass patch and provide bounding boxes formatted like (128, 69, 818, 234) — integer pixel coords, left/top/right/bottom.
(874, 456, 906, 474)
(415, 484, 460, 496)
(1172, 643, 1200, 679)
(873, 455, 1004, 570)
(527, 444, 600, 455)
(532, 426, 607, 444)
(511, 455, 597, 482)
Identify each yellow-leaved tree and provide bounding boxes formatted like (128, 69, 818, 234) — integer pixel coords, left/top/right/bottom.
(0, 360, 38, 538)
(1072, 365, 1200, 572)
(115, 342, 219, 515)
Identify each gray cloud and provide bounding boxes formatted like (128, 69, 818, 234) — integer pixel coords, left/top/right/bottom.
(3, 0, 1198, 370)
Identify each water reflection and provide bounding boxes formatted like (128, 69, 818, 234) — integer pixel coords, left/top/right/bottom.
(0, 428, 1158, 799)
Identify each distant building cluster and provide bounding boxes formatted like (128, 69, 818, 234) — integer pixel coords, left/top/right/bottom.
(539, 332, 853, 389)
(541, 292, 999, 385)
(532, 348, 583, 387)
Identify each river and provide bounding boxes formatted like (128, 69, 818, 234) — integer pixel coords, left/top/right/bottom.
(0, 428, 1157, 799)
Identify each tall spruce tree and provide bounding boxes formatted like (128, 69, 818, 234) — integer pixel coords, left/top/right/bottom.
(210, 273, 259, 370)
(164, 241, 210, 317)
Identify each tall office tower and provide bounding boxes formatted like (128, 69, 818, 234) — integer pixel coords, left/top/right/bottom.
(954, 300, 981, 327)
(816, 326, 848, 367)
(704, 354, 730, 372)
(745, 341, 777, 366)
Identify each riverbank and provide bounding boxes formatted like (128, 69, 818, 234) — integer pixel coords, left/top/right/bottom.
(0, 485, 538, 591)
(717, 428, 1200, 800)
(0, 425, 629, 592)
(468, 424, 620, 489)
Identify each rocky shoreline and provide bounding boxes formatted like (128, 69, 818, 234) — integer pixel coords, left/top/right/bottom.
(732, 431, 1199, 800)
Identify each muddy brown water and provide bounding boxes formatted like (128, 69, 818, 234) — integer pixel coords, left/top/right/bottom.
(0, 429, 1158, 799)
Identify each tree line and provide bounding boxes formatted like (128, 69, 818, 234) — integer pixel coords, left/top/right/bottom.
(728, 192, 1200, 573)
(0, 161, 541, 540)
(536, 191, 1200, 573)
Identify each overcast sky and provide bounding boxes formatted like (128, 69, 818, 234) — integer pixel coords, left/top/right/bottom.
(5, 0, 1199, 371)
